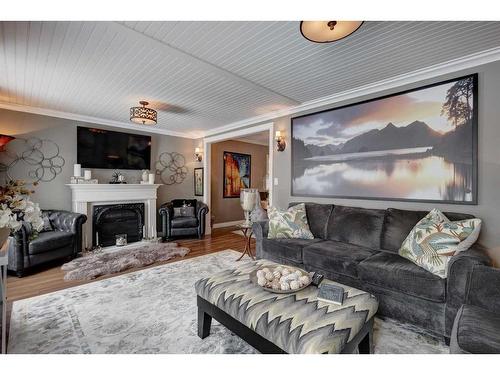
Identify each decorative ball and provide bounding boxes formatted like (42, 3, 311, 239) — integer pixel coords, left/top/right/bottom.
(281, 269, 290, 276)
(256, 270, 265, 278)
(275, 266, 283, 272)
(299, 275, 310, 285)
(271, 280, 281, 290)
(265, 272, 274, 281)
(273, 270, 281, 279)
(288, 273, 299, 281)
(290, 280, 301, 290)
(279, 275, 288, 283)
(280, 282, 290, 291)
(257, 277, 267, 287)
(262, 268, 270, 274)
(294, 270, 303, 278)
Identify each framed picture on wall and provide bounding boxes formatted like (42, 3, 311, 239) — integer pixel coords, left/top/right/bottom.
(291, 74, 478, 204)
(194, 168, 204, 196)
(223, 151, 251, 198)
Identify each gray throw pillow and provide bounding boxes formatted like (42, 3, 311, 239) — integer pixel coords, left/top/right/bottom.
(174, 206, 196, 218)
(40, 213, 53, 232)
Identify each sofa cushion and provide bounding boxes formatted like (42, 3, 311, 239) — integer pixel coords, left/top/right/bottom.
(326, 205, 385, 249)
(261, 238, 322, 263)
(289, 202, 334, 239)
(29, 231, 74, 255)
(381, 208, 427, 253)
(358, 252, 446, 302)
(451, 304, 500, 354)
(171, 216, 199, 228)
(381, 208, 476, 253)
(303, 240, 377, 278)
(171, 199, 197, 208)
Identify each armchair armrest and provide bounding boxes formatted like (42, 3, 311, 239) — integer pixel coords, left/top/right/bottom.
(445, 243, 491, 336)
(196, 201, 209, 218)
(466, 265, 500, 313)
(159, 202, 174, 218)
(8, 223, 30, 274)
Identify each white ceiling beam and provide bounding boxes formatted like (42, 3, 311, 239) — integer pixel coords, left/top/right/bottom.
(112, 22, 300, 106)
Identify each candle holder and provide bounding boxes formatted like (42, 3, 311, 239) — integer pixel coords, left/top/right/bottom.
(240, 188, 259, 227)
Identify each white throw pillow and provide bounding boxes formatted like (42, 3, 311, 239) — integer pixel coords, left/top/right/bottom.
(267, 203, 314, 239)
(398, 209, 481, 278)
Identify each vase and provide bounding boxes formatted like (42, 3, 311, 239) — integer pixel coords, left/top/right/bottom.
(240, 188, 259, 226)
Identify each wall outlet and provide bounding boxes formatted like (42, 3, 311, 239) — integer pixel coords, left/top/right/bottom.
(274, 178, 279, 186)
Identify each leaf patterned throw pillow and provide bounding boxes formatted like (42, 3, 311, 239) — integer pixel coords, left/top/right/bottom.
(267, 203, 314, 239)
(398, 209, 482, 278)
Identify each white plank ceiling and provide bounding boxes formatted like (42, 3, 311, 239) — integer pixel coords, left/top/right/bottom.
(1, 21, 500, 137)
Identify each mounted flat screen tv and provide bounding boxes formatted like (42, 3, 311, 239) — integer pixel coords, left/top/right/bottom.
(77, 127, 151, 170)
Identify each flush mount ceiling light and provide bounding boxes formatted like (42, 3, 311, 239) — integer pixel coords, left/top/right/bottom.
(300, 21, 363, 43)
(130, 101, 157, 125)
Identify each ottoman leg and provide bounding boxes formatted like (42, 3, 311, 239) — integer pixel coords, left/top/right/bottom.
(198, 307, 212, 339)
(358, 319, 374, 354)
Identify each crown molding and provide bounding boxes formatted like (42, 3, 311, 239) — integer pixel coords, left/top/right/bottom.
(203, 46, 500, 137)
(0, 102, 195, 138)
(3, 46, 500, 140)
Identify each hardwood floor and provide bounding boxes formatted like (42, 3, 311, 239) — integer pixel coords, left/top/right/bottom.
(6, 226, 253, 303)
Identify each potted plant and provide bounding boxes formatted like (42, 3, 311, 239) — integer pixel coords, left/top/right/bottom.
(0, 180, 44, 248)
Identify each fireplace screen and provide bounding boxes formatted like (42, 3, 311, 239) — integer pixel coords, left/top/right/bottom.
(92, 203, 145, 247)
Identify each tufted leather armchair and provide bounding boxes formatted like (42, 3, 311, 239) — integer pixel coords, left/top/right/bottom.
(159, 199, 208, 241)
(8, 210, 87, 277)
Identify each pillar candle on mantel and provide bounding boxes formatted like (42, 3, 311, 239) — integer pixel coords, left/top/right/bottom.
(148, 173, 155, 184)
(73, 164, 81, 177)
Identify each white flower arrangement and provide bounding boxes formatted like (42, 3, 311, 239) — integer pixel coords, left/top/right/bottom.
(0, 180, 44, 236)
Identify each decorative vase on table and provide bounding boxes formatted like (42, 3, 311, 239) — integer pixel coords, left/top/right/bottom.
(240, 188, 259, 227)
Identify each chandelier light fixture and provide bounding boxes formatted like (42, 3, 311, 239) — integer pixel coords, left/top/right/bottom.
(300, 21, 363, 43)
(130, 101, 157, 125)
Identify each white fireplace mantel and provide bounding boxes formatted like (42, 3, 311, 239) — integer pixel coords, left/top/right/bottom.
(67, 184, 161, 250)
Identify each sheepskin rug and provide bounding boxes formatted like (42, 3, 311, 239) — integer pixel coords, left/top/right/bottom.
(61, 242, 190, 280)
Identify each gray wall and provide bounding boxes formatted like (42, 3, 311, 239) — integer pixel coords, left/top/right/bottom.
(0, 109, 199, 218)
(270, 61, 500, 262)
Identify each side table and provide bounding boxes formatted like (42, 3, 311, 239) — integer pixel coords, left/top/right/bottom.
(236, 224, 254, 261)
(0, 238, 8, 354)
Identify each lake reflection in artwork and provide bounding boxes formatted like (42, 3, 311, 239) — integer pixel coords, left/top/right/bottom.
(291, 75, 477, 203)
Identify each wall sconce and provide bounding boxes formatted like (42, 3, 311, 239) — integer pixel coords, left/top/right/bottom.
(275, 130, 286, 152)
(0, 134, 15, 152)
(195, 147, 203, 162)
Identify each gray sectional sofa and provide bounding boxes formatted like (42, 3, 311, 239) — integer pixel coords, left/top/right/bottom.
(450, 265, 500, 353)
(252, 203, 491, 339)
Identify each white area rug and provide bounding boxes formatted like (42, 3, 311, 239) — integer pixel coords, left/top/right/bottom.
(8, 250, 448, 354)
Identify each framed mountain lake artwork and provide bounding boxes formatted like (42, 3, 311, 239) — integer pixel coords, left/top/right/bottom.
(223, 151, 251, 198)
(291, 74, 478, 204)
(194, 167, 203, 196)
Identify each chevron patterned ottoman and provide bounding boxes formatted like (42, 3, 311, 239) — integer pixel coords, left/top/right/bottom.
(195, 259, 379, 354)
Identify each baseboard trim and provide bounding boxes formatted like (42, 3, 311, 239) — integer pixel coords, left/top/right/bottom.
(213, 220, 244, 229)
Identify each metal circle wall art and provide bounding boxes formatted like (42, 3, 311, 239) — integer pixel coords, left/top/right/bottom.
(0, 137, 65, 183)
(155, 152, 187, 185)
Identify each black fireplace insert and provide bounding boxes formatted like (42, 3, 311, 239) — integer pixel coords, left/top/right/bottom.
(92, 203, 144, 247)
